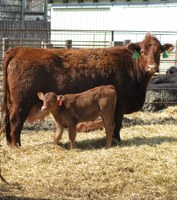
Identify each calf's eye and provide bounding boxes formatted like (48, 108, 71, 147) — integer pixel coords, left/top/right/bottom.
(50, 100, 54, 104)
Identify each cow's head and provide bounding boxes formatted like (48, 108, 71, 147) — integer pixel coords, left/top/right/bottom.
(127, 32, 174, 75)
(38, 92, 63, 112)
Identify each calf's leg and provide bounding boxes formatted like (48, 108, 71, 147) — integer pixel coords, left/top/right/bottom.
(68, 126, 76, 150)
(104, 121, 115, 148)
(54, 122, 64, 145)
(102, 114, 115, 148)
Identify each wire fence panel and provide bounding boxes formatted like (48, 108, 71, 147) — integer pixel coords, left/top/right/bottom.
(0, 29, 177, 109)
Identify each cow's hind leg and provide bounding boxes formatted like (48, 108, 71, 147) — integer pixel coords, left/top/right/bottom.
(10, 108, 28, 147)
(4, 114, 11, 145)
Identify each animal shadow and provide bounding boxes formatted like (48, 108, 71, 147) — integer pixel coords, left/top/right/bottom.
(123, 116, 177, 127)
(122, 136, 177, 147)
(71, 135, 177, 150)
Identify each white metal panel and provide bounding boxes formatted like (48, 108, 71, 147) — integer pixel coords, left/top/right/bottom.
(51, 4, 177, 32)
(110, 5, 177, 32)
(51, 7, 110, 30)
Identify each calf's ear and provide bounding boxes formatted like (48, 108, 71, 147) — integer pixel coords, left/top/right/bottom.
(57, 95, 65, 107)
(38, 92, 45, 100)
(57, 95, 65, 102)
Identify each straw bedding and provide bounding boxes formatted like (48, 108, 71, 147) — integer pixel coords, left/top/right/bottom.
(1, 107, 177, 200)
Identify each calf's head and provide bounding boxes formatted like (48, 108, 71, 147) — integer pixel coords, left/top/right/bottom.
(127, 32, 174, 75)
(38, 92, 64, 112)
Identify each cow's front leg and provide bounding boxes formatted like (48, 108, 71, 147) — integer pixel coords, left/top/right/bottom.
(54, 122, 64, 145)
(113, 105, 124, 142)
(68, 126, 76, 150)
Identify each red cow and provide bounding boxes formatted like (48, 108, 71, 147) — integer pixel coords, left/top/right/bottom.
(1, 32, 174, 146)
(38, 85, 117, 149)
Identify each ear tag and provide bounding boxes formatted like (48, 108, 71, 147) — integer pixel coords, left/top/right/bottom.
(163, 50, 168, 58)
(133, 50, 140, 59)
(58, 100, 62, 107)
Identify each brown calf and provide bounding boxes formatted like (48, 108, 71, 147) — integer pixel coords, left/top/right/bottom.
(38, 85, 117, 150)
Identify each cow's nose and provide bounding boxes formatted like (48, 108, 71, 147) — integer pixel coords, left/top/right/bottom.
(146, 64, 157, 72)
(41, 106, 47, 112)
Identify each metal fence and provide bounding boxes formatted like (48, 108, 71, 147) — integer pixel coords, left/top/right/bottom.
(1, 29, 177, 69)
(0, 29, 177, 108)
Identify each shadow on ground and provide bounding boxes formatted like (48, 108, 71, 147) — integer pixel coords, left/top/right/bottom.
(68, 135, 177, 150)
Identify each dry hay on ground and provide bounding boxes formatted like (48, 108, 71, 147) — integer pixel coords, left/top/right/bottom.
(0, 107, 177, 200)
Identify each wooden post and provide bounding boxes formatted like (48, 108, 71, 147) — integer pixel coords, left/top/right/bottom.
(21, 0, 25, 28)
(41, 41, 53, 49)
(41, 41, 47, 48)
(109, 41, 123, 47)
(175, 41, 177, 67)
(2, 38, 9, 58)
(65, 40, 72, 49)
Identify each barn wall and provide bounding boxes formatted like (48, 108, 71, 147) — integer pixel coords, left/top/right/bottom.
(50, 4, 177, 47)
(50, 3, 177, 72)
(51, 3, 177, 43)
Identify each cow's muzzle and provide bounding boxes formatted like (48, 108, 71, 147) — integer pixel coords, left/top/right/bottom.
(146, 64, 158, 73)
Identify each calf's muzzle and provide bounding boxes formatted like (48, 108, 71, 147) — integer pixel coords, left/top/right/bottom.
(41, 106, 47, 112)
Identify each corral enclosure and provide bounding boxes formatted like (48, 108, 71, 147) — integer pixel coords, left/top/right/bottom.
(1, 1, 177, 199)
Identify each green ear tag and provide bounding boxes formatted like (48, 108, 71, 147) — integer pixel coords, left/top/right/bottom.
(163, 50, 168, 58)
(133, 50, 140, 59)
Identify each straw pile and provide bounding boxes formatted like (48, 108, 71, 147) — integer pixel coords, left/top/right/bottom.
(1, 107, 177, 200)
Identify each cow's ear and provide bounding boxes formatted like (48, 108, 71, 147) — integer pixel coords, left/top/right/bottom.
(162, 43, 174, 53)
(127, 43, 140, 54)
(145, 32, 153, 39)
(38, 92, 45, 100)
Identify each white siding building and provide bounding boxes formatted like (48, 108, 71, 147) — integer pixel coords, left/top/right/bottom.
(49, 1, 177, 71)
(50, 2, 177, 42)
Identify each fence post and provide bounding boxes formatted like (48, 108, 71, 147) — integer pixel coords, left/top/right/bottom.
(175, 41, 177, 67)
(41, 41, 47, 48)
(2, 38, 9, 58)
(109, 41, 123, 47)
(41, 41, 53, 49)
(65, 40, 72, 49)
(111, 31, 114, 42)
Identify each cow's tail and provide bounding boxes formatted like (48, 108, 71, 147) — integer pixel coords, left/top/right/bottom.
(0, 49, 15, 135)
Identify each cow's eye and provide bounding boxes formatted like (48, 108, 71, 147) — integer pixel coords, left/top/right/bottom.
(140, 50, 145, 55)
